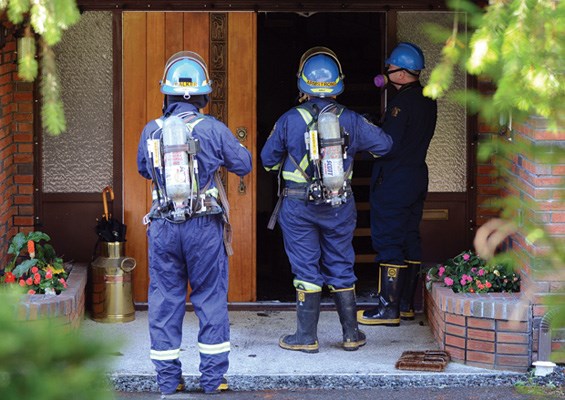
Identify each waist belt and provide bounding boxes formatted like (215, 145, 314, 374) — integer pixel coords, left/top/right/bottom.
(143, 194, 222, 224)
(282, 187, 309, 200)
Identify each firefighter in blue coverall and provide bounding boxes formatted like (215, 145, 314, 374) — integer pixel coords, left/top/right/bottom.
(261, 47, 393, 353)
(358, 42, 437, 327)
(137, 51, 252, 397)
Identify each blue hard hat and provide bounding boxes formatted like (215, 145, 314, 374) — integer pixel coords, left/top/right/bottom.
(385, 42, 425, 70)
(297, 47, 344, 97)
(160, 51, 212, 96)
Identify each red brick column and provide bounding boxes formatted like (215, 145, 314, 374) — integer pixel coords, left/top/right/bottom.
(0, 22, 35, 268)
(504, 117, 565, 362)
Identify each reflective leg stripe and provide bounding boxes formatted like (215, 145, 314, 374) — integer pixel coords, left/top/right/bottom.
(198, 341, 231, 355)
(293, 279, 322, 292)
(150, 348, 180, 361)
(404, 259, 421, 265)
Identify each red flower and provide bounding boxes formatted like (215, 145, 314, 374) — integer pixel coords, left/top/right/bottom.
(59, 278, 68, 288)
(28, 289, 36, 295)
(45, 270, 53, 279)
(19, 279, 26, 287)
(4, 272, 15, 283)
(33, 273, 41, 285)
(26, 277, 33, 286)
(31, 266, 39, 274)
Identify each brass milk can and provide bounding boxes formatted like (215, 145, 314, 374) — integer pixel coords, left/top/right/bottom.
(90, 241, 137, 323)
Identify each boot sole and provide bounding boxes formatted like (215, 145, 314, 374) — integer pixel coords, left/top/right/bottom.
(400, 311, 415, 320)
(342, 338, 367, 351)
(357, 310, 400, 326)
(279, 336, 319, 353)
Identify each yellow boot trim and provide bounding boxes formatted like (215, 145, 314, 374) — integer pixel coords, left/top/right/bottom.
(342, 335, 367, 350)
(217, 378, 229, 391)
(279, 335, 319, 353)
(328, 286, 355, 293)
(356, 310, 400, 326)
(400, 310, 415, 319)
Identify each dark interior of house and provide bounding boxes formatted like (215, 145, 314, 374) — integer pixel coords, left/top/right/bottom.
(256, 12, 384, 302)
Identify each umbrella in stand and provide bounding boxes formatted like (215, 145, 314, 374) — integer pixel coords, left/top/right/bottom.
(95, 186, 127, 242)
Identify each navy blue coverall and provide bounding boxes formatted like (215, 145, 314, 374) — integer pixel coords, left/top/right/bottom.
(370, 82, 437, 265)
(261, 97, 392, 291)
(137, 101, 252, 394)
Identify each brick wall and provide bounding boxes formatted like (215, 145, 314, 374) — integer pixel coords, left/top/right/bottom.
(501, 117, 565, 362)
(0, 23, 35, 269)
(17, 264, 87, 328)
(474, 72, 565, 363)
(425, 283, 531, 371)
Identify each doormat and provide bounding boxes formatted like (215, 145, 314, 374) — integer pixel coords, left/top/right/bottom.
(395, 350, 450, 372)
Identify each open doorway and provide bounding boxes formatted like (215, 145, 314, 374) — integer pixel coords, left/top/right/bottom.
(256, 12, 385, 302)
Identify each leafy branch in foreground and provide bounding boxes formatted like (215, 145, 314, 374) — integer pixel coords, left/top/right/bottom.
(2, 0, 81, 135)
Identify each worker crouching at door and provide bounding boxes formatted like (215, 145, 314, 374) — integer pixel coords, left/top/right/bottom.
(261, 47, 393, 353)
(137, 51, 252, 397)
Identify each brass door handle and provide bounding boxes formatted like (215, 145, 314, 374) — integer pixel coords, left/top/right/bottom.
(236, 126, 247, 142)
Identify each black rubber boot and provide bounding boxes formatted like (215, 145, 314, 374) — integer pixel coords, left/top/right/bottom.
(399, 260, 421, 321)
(332, 288, 367, 351)
(279, 290, 321, 353)
(357, 263, 407, 326)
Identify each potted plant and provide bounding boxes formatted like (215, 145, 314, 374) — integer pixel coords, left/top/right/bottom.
(426, 250, 520, 294)
(1, 231, 69, 295)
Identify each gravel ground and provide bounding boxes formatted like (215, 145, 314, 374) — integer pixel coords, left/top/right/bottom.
(514, 365, 565, 397)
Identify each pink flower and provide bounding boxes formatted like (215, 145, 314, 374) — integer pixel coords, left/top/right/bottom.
(19, 279, 26, 287)
(26, 277, 33, 286)
(477, 283, 484, 290)
(485, 281, 492, 288)
(444, 277, 454, 286)
(471, 267, 477, 273)
(59, 278, 68, 288)
(28, 289, 36, 295)
(46, 270, 53, 279)
(31, 266, 39, 274)
(460, 278, 467, 285)
(463, 253, 470, 261)
(478, 269, 485, 276)
(438, 266, 445, 277)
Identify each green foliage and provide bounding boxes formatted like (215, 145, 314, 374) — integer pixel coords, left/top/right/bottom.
(1, 0, 80, 135)
(424, 0, 565, 130)
(0, 287, 116, 400)
(426, 250, 520, 294)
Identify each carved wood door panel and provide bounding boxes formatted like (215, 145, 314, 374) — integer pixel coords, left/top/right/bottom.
(123, 12, 256, 303)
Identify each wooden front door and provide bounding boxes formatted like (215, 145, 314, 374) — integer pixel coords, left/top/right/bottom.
(123, 12, 256, 303)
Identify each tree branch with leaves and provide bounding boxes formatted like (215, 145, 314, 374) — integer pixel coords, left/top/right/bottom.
(1, 0, 80, 135)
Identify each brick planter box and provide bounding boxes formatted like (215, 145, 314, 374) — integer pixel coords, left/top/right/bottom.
(425, 283, 532, 371)
(17, 263, 87, 328)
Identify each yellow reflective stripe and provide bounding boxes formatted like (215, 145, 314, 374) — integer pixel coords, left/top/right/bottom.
(298, 154, 309, 171)
(198, 341, 231, 355)
(150, 348, 180, 361)
(404, 260, 421, 265)
(186, 117, 204, 130)
(296, 108, 313, 125)
(282, 171, 308, 183)
(205, 187, 218, 198)
(368, 152, 382, 158)
(264, 163, 281, 172)
(293, 279, 322, 292)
